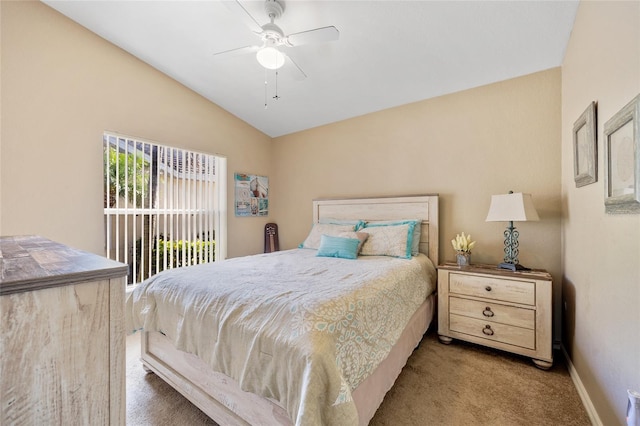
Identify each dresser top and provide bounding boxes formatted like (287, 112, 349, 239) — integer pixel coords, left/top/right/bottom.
(0, 235, 128, 295)
(438, 262, 552, 280)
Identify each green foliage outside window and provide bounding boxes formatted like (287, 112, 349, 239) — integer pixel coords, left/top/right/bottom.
(135, 235, 215, 278)
(104, 146, 149, 208)
(155, 238, 216, 271)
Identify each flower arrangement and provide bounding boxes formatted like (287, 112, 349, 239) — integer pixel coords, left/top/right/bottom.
(451, 232, 476, 254)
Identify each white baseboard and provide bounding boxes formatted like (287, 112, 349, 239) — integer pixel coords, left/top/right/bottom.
(562, 345, 603, 426)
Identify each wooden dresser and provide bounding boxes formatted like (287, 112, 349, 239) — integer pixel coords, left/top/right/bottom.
(437, 263, 553, 369)
(0, 235, 128, 425)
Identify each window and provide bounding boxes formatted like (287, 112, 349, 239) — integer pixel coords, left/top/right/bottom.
(103, 133, 226, 285)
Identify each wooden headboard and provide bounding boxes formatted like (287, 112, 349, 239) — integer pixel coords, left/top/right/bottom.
(312, 195, 439, 265)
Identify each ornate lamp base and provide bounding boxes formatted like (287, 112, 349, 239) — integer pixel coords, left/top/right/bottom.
(499, 221, 532, 271)
(498, 262, 531, 271)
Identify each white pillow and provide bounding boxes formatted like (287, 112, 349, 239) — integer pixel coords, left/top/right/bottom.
(364, 220, 421, 255)
(299, 223, 356, 249)
(360, 223, 413, 259)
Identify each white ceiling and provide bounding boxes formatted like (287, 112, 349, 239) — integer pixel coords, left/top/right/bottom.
(43, 0, 579, 137)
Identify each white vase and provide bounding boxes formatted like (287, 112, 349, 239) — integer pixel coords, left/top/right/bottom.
(628, 390, 640, 426)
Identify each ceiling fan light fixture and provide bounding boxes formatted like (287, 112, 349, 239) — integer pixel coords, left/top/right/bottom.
(256, 46, 285, 70)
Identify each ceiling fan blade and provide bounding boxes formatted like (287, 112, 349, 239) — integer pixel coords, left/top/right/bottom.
(286, 26, 339, 47)
(212, 45, 260, 60)
(222, 0, 264, 34)
(284, 55, 307, 81)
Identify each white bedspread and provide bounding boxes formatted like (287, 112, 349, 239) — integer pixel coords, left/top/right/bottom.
(126, 249, 436, 425)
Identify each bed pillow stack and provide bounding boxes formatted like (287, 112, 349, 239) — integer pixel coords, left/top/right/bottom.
(300, 219, 420, 260)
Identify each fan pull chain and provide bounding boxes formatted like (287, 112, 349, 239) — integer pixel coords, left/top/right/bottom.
(264, 68, 268, 109)
(273, 71, 280, 101)
(263, 69, 282, 109)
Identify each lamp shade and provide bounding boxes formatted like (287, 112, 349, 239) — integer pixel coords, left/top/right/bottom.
(485, 192, 539, 222)
(256, 47, 285, 70)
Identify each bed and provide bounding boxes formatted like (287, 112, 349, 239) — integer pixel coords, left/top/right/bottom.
(126, 195, 439, 425)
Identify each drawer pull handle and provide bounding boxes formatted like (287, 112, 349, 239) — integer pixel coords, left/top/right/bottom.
(485, 286, 492, 292)
(483, 307, 494, 317)
(482, 325, 494, 336)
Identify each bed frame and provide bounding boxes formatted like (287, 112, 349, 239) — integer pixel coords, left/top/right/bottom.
(138, 195, 439, 425)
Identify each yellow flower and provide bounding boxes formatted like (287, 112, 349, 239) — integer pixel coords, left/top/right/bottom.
(451, 232, 476, 253)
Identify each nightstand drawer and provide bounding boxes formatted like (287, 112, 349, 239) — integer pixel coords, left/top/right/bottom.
(449, 273, 535, 305)
(449, 297, 535, 329)
(450, 314, 535, 350)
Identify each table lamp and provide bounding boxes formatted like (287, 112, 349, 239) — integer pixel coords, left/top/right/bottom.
(485, 191, 539, 271)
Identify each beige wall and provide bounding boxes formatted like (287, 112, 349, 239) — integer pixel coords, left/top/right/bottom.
(0, 1, 272, 258)
(272, 68, 563, 340)
(4, 1, 637, 423)
(561, 1, 640, 424)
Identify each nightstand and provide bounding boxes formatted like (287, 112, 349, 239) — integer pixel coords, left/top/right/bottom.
(437, 263, 553, 369)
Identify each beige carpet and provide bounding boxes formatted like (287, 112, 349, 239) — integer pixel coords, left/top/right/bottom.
(126, 330, 591, 425)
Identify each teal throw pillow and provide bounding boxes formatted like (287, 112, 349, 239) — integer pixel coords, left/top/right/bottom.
(316, 234, 360, 260)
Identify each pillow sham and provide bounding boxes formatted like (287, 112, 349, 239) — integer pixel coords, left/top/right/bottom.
(360, 222, 415, 259)
(299, 223, 356, 250)
(316, 234, 360, 260)
(338, 231, 369, 253)
(364, 219, 421, 255)
(319, 218, 365, 230)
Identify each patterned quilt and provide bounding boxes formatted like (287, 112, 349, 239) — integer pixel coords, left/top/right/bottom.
(126, 249, 436, 425)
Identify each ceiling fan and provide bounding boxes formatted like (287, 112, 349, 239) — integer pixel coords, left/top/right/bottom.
(214, 0, 340, 79)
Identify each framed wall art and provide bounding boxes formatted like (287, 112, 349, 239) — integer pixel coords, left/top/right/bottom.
(603, 94, 640, 214)
(573, 101, 597, 187)
(234, 173, 269, 217)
